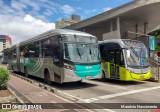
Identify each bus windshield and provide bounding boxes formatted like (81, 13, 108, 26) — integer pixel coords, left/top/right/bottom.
(122, 40, 149, 68)
(125, 47, 149, 68)
(64, 43, 100, 63)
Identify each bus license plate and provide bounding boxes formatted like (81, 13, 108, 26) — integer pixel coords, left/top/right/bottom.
(140, 76, 144, 78)
(86, 76, 92, 79)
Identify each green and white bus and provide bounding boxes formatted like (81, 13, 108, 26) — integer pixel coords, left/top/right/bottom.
(99, 39, 151, 81)
(8, 29, 101, 84)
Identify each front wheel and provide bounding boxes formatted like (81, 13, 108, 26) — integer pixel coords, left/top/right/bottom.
(102, 70, 106, 79)
(77, 79, 82, 83)
(24, 68, 29, 78)
(12, 66, 15, 73)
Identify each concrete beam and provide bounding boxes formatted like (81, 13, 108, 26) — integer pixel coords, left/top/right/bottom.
(64, 0, 160, 30)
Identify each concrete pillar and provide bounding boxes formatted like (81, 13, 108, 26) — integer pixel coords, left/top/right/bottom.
(83, 28, 86, 32)
(117, 17, 121, 38)
(144, 22, 148, 34)
(110, 21, 113, 32)
(144, 22, 150, 57)
(135, 24, 138, 39)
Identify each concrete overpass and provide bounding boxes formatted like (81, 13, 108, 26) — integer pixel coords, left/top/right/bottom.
(64, 0, 160, 49)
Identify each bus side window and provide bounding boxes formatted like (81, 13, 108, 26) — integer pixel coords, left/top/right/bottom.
(52, 36, 61, 64)
(27, 42, 40, 58)
(100, 45, 108, 62)
(20, 46, 28, 57)
(109, 51, 114, 63)
(8, 52, 12, 60)
(100, 46, 104, 61)
(12, 50, 16, 59)
(120, 51, 124, 66)
(42, 36, 61, 64)
(43, 38, 53, 57)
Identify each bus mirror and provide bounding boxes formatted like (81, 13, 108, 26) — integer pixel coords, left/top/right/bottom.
(126, 50, 130, 58)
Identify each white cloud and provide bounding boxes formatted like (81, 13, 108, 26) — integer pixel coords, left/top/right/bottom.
(84, 9, 97, 14)
(11, 0, 27, 11)
(24, 14, 35, 22)
(44, 9, 53, 16)
(103, 7, 112, 12)
(61, 5, 75, 14)
(0, 14, 55, 45)
(19, 0, 40, 11)
(0, 0, 78, 45)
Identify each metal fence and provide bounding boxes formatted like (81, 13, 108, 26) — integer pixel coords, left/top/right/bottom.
(150, 59, 160, 83)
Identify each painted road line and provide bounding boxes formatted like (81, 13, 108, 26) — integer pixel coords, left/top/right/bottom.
(11, 75, 105, 112)
(84, 85, 160, 102)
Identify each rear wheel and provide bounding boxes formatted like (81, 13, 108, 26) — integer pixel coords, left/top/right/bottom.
(12, 66, 14, 72)
(24, 67, 29, 78)
(102, 70, 106, 79)
(44, 70, 52, 85)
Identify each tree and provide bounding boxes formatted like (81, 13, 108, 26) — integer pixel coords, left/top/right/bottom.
(0, 67, 9, 88)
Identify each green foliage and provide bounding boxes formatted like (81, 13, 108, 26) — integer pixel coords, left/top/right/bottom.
(155, 35, 160, 39)
(150, 29, 160, 39)
(155, 46, 160, 51)
(0, 67, 9, 87)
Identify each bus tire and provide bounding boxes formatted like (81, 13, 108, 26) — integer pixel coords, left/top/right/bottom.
(12, 66, 14, 72)
(77, 79, 82, 84)
(24, 67, 29, 78)
(102, 70, 106, 79)
(44, 70, 52, 85)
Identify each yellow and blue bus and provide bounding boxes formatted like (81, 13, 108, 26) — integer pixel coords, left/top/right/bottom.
(8, 29, 101, 84)
(99, 39, 151, 81)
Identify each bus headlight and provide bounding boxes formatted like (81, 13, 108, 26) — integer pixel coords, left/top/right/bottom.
(64, 64, 75, 70)
(127, 69, 135, 73)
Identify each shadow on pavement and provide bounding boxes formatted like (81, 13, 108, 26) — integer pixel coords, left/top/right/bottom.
(11, 72, 98, 90)
(92, 78, 147, 86)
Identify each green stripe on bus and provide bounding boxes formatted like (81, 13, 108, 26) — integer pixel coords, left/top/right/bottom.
(74, 64, 100, 78)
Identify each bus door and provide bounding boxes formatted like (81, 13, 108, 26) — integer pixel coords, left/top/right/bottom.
(109, 49, 121, 79)
(52, 36, 62, 82)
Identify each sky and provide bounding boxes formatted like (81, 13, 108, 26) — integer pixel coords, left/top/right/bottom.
(0, 0, 133, 45)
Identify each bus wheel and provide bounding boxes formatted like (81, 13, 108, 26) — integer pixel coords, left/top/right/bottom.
(24, 68, 29, 78)
(102, 70, 106, 79)
(44, 70, 52, 85)
(77, 79, 82, 83)
(12, 66, 14, 73)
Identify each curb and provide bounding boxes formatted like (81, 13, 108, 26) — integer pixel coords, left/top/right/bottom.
(7, 83, 32, 103)
(10, 72, 82, 102)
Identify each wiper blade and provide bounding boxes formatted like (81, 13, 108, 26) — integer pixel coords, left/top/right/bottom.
(77, 47, 82, 59)
(89, 46, 92, 55)
(130, 47, 139, 59)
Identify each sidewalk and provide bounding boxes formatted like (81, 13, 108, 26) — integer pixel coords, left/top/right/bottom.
(7, 75, 93, 112)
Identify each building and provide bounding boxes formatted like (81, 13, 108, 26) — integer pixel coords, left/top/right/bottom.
(55, 14, 80, 29)
(0, 35, 12, 54)
(64, 0, 160, 53)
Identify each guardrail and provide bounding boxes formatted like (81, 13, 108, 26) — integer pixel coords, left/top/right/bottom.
(150, 59, 160, 83)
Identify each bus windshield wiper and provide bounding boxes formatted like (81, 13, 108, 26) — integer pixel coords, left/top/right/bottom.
(89, 46, 92, 55)
(130, 47, 139, 59)
(77, 47, 82, 59)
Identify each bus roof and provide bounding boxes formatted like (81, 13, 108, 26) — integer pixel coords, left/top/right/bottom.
(98, 39, 142, 44)
(18, 29, 94, 46)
